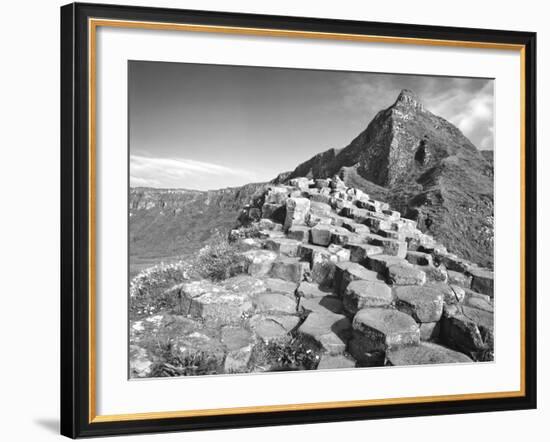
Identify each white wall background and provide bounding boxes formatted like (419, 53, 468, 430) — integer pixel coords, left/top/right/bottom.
(0, 0, 545, 440)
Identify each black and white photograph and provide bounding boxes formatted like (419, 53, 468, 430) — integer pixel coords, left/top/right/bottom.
(128, 61, 495, 378)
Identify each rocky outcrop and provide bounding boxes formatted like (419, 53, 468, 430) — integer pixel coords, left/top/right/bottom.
(277, 89, 494, 268)
(130, 177, 493, 377)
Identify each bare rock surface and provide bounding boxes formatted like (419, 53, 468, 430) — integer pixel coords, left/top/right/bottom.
(386, 342, 473, 366)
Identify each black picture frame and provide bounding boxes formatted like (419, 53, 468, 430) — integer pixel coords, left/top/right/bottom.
(60, 2, 537, 438)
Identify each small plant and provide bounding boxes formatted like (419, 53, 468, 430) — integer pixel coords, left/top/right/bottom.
(149, 342, 223, 377)
(129, 260, 194, 319)
(252, 339, 321, 372)
(194, 232, 248, 281)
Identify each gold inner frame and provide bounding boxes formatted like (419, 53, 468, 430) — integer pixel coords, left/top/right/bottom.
(87, 17, 527, 424)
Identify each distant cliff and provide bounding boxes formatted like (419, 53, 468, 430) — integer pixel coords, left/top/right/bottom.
(129, 183, 267, 274)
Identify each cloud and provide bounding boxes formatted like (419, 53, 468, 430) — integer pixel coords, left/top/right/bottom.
(130, 155, 261, 190)
(426, 81, 494, 150)
(333, 74, 494, 150)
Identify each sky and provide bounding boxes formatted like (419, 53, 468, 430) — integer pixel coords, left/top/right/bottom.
(129, 61, 494, 190)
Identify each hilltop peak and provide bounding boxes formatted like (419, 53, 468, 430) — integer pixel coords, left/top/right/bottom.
(393, 89, 424, 110)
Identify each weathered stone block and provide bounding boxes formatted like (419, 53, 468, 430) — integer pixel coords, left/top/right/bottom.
(298, 312, 351, 355)
(393, 285, 444, 322)
(314, 178, 330, 189)
(306, 213, 333, 227)
(309, 201, 332, 215)
(470, 268, 494, 297)
(463, 289, 493, 312)
(265, 237, 302, 257)
(299, 295, 344, 315)
(242, 249, 278, 277)
(343, 280, 392, 314)
(265, 187, 289, 204)
(327, 244, 351, 262)
(447, 270, 473, 288)
(406, 251, 433, 266)
(249, 314, 300, 343)
(347, 243, 384, 264)
(339, 262, 382, 295)
(287, 225, 310, 243)
(440, 306, 493, 358)
(310, 224, 333, 246)
(296, 281, 330, 298)
(289, 177, 311, 190)
(284, 197, 311, 230)
(252, 292, 297, 314)
(270, 257, 310, 283)
(350, 309, 420, 364)
(419, 322, 440, 342)
(386, 342, 473, 366)
(420, 264, 448, 283)
(388, 263, 426, 285)
(364, 254, 406, 273)
(425, 282, 465, 304)
(317, 354, 356, 370)
(327, 226, 351, 246)
(369, 237, 407, 258)
(264, 278, 297, 296)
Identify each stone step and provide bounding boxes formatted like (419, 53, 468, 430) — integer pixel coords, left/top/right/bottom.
(297, 312, 352, 356)
(386, 342, 473, 366)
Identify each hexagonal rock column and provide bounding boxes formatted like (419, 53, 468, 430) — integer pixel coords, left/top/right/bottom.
(343, 280, 392, 314)
(265, 237, 302, 257)
(249, 314, 300, 344)
(387, 263, 426, 285)
(369, 237, 407, 259)
(386, 342, 473, 366)
(347, 243, 384, 265)
(287, 225, 310, 242)
(337, 262, 382, 296)
(284, 197, 311, 230)
(297, 312, 351, 356)
(289, 177, 311, 191)
(242, 249, 278, 277)
(349, 308, 420, 366)
(365, 254, 408, 274)
(310, 224, 333, 246)
(296, 281, 331, 299)
(270, 257, 310, 283)
(393, 286, 444, 323)
(469, 268, 494, 297)
(425, 282, 465, 304)
(439, 305, 494, 360)
(298, 244, 339, 287)
(252, 292, 297, 314)
(179, 281, 254, 325)
(447, 270, 473, 288)
(317, 354, 356, 370)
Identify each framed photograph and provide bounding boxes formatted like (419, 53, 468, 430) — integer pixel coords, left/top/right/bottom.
(60, 2, 537, 438)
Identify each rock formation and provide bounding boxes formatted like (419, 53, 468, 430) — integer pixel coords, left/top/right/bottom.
(130, 177, 494, 377)
(278, 89, 494, 268)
